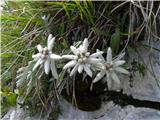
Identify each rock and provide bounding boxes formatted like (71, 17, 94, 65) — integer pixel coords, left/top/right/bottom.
(3, 98, 160, 120)
(58, 97, 160, 120)
(123, 108, 160, 120)
(1, 108, 30, 120)
(1, 107, 48, 120)
(120, 41, 160, 102)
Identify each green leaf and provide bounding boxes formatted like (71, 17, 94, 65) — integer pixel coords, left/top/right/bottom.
(0, 52, 17, 58)
(127, 46, 136, 58)
(26, 77, 35, 97)
(110, 28, 121, 54)
(7, 93, 17, 106)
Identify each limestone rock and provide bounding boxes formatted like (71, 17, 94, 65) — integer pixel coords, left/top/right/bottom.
(58, 97, 160, 120)
(120, 41, 160, 102)
(1, 107, 47, 120)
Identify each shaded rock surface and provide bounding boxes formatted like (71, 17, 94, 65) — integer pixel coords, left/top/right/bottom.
(120, 41, 160, 102)
(58, 98, 160, 120)
(2, 98, 160, 120)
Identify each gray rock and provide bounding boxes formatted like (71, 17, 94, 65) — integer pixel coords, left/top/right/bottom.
(123, 108, 160, 120)
(120, 41, 160, 102)
(58, 98, 160, 120)
(3, 99, 160, 120)
(1, 107, 47, 120)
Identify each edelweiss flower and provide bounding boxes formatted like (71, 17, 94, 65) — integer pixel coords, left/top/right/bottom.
(93, 47, 129, 90)
(62, 38, 103, 77)
(32, 34, 61, 79)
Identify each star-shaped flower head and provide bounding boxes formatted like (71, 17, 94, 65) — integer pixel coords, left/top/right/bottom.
(32, 34, 61, 79)
(93, 47, 129, 90)
(62, 38, 103, 77)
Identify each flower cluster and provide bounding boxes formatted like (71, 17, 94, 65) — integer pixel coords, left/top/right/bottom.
(93, 47, 129, 90)
(62, 38, 103, 77)
(32, 34, 129, 90)
(32, 34, 61, 79)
